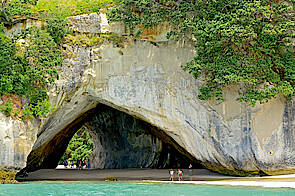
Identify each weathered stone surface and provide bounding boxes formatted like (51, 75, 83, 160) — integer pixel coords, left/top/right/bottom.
(2, 13, 295, 176)
(67, 13, 110, 34)
(0, 112, 39, 170)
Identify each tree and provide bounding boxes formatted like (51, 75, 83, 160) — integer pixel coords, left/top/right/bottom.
(59, 126, 94, 164)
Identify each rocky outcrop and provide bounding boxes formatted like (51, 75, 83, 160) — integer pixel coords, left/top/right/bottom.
(2, 13, 295, 176)
(67, 12, 110, 34)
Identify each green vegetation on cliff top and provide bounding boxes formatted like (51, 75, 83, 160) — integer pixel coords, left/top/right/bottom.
(0, 0, 118, 22)
(33, 0, 116, 16)
(109, 0, 295, 105)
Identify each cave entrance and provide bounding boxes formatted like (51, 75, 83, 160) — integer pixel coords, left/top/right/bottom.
(81, 104, 199, 169)
(24, 104, 202, 172)
(58, 126, 93, 169)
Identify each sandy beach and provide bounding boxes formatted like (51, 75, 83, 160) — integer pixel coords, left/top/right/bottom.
(18, 169, 229, 181)
(16, 168, 295, 189)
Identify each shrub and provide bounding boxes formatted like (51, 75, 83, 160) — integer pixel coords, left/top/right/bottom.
(5, 0, 35, 17)
(0, 98, 13, 116)
(41, 8, 71, 44)
(0, 26, 61, 119)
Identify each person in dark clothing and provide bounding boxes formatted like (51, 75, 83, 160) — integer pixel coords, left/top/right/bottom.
(188, 164, 193, 180)
(76, 160, 79, 169)
(63, 160, 68, 168)
(79, 160, 82, 170)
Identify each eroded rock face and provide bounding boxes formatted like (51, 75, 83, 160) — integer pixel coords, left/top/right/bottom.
(0, 112, 39, 169)
(2, 13, 295, 176)
(67, 13, 110, 34)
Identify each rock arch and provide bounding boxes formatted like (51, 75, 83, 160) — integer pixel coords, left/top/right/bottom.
(24, 103, 199, 171)
(13, 14, 295, 176)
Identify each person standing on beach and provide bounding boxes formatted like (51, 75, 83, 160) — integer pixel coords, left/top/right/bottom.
(64, 160, 67, 168)
(178, 169, 183, 181)
(79, 160, 82, 170)
(169, 169, 174, 181)
(188, 164, 193, 181)
(82, 160, 86, 169)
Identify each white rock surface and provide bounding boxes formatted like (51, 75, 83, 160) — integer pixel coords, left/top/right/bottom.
(0, 113, 39, 169)
(67, 13, 110, 33)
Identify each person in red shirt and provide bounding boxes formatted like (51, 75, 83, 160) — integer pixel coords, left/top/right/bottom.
(178, 169, 183, 181)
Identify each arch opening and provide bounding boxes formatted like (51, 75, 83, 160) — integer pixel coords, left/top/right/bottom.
(58, 126, 93, 169)
(22, 104, 202, 173)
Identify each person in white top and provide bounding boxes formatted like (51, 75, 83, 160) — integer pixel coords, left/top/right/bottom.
(169, 169, 174, 181)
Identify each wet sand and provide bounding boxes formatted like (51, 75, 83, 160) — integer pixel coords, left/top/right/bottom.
(150, 180, 295, 189)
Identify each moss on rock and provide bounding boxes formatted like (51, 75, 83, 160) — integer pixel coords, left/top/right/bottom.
(0, 170, 18, 184)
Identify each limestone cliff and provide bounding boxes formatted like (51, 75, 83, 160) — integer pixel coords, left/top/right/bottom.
(1, 13, 295, 176)
(0, 113, 38, 170)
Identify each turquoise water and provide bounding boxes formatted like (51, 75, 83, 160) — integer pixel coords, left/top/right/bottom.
(0, 182, 295, 196)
